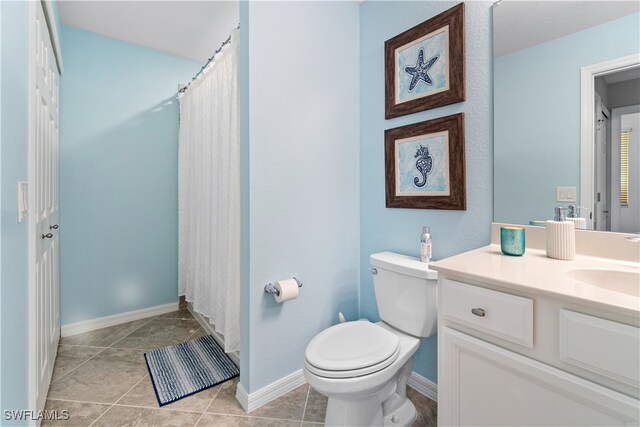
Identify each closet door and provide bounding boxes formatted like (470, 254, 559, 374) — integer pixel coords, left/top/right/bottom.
(30, 0, 60, 412)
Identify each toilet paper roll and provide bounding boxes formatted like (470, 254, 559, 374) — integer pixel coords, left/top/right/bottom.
(274, 278, 299, 303)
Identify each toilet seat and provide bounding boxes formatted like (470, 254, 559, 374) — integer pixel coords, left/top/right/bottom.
(305, 321, 400, 378)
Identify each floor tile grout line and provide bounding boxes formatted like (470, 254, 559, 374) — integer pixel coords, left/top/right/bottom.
(185, 326, 204, 341)
(105, 318, 202, 351)
(202, 411, 310, 422)
(48, 390, 312, 423)
(300, 385, 311, 424)
(106, 315, 158, 348)
(61, 315, 156, 348)
(107, 315, 200, 349)
(193, 382, 223, 426)
(58, 344, 109, 349)
(46, 396, 206, 415)
(86, 402, 113, 427)
(88, 375, 149, 427)
(49, 346, 109, 385)
(111, 403, 202, 414)
(114, 374, 149, 405)
(103, 346, 153, 351)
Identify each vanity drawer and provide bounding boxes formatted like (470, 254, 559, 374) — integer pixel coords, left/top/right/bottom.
(560, 309, 640, 388)
(441, 279, 534, 348)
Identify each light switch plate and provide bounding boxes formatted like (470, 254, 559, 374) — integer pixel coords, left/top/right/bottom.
(17, 182, 28, 223)
(557, 186, 577, 202)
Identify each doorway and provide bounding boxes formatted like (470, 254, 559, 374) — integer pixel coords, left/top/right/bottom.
(611, 107, 640, 232)
(580, 54, 640, 231)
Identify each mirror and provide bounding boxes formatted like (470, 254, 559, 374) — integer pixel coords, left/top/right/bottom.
(493, 1, 640, 232)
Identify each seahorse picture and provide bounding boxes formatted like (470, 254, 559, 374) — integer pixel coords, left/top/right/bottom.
(413, 145, 433, 188)
(395, 131, 450, 197)
(385, 113, 465, 210)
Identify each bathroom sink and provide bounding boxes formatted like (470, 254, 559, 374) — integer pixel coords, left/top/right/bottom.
(566, 269, 640, 297)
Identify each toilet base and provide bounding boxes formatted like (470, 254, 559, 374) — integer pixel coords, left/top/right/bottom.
(323, 359, 417, 427)
(383, 397, 417, 427)
(323, 390, 417, 427)
(324, 392, 384, 427)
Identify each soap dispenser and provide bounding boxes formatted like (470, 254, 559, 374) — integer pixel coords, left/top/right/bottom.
(566, 205, 587, 230)
(546, 207, 575, 260)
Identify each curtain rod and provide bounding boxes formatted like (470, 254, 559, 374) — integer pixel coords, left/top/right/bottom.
(179, 23, 240, 94)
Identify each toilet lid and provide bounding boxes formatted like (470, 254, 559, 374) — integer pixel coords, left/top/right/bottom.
(305, 321, 399, 372)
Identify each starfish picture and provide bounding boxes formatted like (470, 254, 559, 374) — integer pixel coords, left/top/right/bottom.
(404, 48, 439, 91)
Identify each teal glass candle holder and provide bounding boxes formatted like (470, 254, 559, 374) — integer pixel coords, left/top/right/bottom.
(500, 226, 526, 256)
(529, 220, 546, 227)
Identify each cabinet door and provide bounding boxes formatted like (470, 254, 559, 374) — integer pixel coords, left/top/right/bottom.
(439, 327, 639, 426)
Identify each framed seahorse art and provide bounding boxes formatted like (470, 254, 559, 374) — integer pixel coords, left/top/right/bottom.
(385, 113, 466, 210)
(384, 3, 465, 119)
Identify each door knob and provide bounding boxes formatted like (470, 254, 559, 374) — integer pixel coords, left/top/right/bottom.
(41, 233, 53, 239)
(49, 224, 59, 230)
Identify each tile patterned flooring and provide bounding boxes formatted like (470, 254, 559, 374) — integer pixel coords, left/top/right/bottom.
(45, 310, 437, 426)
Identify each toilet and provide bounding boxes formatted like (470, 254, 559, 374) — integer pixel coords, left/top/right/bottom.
(303, 251, 438, 427)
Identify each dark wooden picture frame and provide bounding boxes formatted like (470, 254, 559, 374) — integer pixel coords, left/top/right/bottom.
(385, 113, 466, 210)
(385, 3, 465, 119)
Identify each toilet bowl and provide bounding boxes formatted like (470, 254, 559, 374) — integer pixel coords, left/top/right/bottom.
(304, 321, 420, 426)
(303, 252, 438, 427)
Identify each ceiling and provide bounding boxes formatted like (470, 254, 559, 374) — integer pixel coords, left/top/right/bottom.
(494, 1, 640, 57)
(59, 1, 239, 63)
(602, 67, 640, 84)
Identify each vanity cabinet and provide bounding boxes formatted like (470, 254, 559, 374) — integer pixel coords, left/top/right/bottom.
(437, 278, 640, 427)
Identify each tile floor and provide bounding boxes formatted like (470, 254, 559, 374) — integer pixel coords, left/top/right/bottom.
(45, 310, 437, 426)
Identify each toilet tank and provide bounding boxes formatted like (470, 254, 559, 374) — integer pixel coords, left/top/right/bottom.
(370, 252, 438, 338)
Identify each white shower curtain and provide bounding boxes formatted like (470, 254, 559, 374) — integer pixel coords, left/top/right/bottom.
(178, 29, 240, 353)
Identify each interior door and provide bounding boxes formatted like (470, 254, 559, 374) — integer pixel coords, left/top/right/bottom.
(594, 100, 609, 231)
(31, 0, 60, 411)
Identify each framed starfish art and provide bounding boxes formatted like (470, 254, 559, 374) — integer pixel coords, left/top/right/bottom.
(385, 113, 466, 210)
(385, 3, 465, 119)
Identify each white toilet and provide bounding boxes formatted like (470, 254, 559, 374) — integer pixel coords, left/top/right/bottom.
(303, 251, 438, 427)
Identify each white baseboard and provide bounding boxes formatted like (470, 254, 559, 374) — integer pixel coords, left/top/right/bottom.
(61, 302, 179, 337)
(236, 369, 306, 413)
(408, 371, 438, 402)
(235, 369, 435, 414)
(187, 303, 240, 367)
(235, 381, 250, 412)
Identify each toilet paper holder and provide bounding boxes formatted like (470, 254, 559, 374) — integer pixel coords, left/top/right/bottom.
(264, 277, 302, 296)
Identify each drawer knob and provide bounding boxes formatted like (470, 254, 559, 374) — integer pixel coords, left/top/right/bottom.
(471, 307, 486, 317)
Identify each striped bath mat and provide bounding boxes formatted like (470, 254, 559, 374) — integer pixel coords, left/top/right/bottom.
(144, 335, 239, 406)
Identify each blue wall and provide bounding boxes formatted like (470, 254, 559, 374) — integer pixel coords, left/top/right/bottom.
(1, 1, 30, 419)
(0, 0, 3, 409)
(243, 1, 360, 393)
(359, 1, 494, 383)
(494, 13, 640, 225)
(59, 26, 201, 325)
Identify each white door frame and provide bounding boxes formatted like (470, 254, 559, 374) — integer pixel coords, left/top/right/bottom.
(580, 54, 640, 230)
(28, 0, 63, 413)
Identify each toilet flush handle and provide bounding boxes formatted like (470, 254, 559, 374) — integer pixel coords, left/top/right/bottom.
(370, 268, 378, 275)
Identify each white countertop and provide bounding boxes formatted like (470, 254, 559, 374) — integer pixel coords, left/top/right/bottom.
(430, 245, 640, 317)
